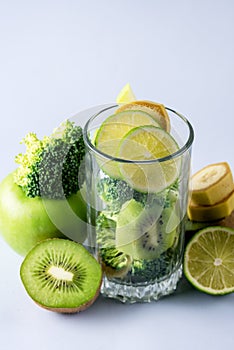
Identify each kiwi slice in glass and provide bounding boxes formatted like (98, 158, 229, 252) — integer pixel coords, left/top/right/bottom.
(20, 239, 102, 313)
(116, 199, 178, 260)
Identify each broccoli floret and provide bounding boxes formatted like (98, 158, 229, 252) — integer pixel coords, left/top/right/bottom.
(14, 120, 85, 199)
(96, 211, 116, 248)
(129, 249, 176, 283)
(97, 177, 179, 212)
(97, 177, 134, 212)
(96, 176, 162, 212)
(96, 212, 131, 277)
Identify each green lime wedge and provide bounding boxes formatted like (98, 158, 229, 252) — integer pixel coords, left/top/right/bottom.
(184, 226, 234, 295)
(118, 125, 180, 193)
(94, 110, 161, 178)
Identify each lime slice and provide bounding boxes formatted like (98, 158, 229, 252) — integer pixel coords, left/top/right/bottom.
(116, 83, 136, 103)
(95, 110, 161, 178)
(118, 125, 180, 192)
(184, 226, 234, 295)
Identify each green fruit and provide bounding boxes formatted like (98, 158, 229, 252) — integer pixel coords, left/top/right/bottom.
(118, 125, 180, 193)
(184, 226, 234, 295)
(20, 239, 102, 313)
(0, 171, 87, 256)
(94, 110, 161, 178)
(116, 199, 178, 260)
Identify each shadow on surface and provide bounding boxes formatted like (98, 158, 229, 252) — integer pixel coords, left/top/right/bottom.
(55, 273, 234, 321)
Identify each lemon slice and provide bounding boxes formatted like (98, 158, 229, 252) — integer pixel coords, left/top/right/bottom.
(116, 83, 136, 103)
(184, 226, 234, 295)
(118, 125, 180, 193)
(95, 110, 161, 178)
(116, 100, 171, 132)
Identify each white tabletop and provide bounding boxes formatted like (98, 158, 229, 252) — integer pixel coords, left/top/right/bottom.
(1, 1, 234, 349)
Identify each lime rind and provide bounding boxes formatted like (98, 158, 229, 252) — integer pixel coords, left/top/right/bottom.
(184, 226, 234, 295)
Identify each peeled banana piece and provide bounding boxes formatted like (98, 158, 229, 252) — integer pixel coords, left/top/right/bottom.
(188, 162, 234, 222)
(190, 162, 234, 205)
(187, 191, 234, 222)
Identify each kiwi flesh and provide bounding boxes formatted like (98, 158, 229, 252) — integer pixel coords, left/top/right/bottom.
(115, 199, 179, 260)
(20, 239, 102, 313)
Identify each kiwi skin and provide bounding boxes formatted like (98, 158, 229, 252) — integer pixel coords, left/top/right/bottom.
(20, 239, 103, 314)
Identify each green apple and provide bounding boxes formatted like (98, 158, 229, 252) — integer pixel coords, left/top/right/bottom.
(0, 171, 88, 256)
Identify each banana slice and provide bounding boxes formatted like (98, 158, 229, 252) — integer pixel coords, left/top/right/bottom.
(190, 162, 234, 205)
(187, 191, 234, 222)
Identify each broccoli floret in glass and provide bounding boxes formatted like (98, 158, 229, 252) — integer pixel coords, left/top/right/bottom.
(14, 120, 85, 199)
(97, 177, 134, 211)
(97, 176, 179, 212)
(96, 211, 132, 277)
(96, 211, 116, 248)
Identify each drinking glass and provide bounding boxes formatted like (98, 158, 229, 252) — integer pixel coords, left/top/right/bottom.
(83, 104, 194, 303)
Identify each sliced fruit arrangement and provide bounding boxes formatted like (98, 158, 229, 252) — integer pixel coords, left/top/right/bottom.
(94, 84, 183, 286)
(116, 100, 171, 132)
(187, 162, 234, 222)
(184, 226, 234, 295)
(117, 125, 180, 193)
(94, 110, 163, 180)
(94, 89, 179, 193)
(95, 109, 161, 147)
(96, 179, 181, 282)
(5, 81, 234, 313)
(20, 239, 102, 313)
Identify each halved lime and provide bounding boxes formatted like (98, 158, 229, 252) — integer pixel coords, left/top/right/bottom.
(184, 226, 234, 295)
(118, 125, 180, 193)
(94, 110, 161, 178)
(116, 83, 136, 103)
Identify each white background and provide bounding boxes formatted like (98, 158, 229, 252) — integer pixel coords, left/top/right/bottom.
(1, 1, 234, 349)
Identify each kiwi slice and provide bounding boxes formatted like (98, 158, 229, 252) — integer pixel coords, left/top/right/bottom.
(116, 199, 179, 260)
(20, 239, 102, 313)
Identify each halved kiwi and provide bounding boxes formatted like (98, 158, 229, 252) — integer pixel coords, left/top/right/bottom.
(20, 239, 102, 313)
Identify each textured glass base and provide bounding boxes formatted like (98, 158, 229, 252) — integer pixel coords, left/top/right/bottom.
(101, 265, 182, 303)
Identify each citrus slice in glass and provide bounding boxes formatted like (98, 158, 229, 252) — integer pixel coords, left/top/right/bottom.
(118, 125, 180, 193)
(184, 226, 234, 295)
(116, 83, 136, 103)
(116, 100, 171, 132)
(94, 110, 161, 178)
